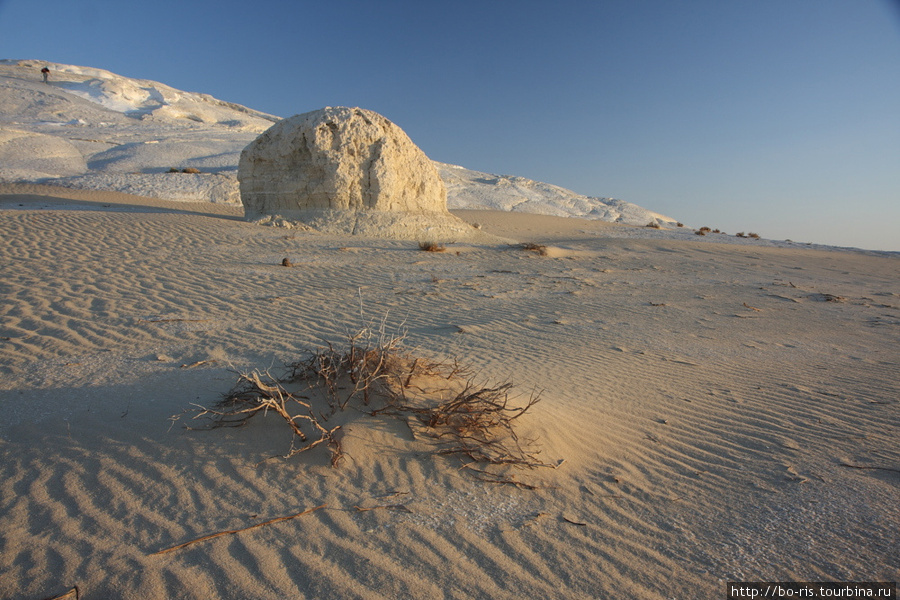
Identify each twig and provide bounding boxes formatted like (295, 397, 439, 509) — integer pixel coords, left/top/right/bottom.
(140, 318, 211, 323)
(150, 504, 326, 556)
(379, 490, 410, 498)
(463, 467, 551, 489)
(42, 587, 79, 600)
(474, 474, 540, 489)
(353, 504, 412, 513)
(521, 512, 550, 527)
(562, 516, 588, 526)
(839, 463, 900, 474)
(181, 359, 215, 369)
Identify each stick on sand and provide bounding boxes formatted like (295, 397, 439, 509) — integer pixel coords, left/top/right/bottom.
(151, 504, 326, 556)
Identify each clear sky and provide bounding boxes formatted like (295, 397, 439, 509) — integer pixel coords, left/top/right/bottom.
(2, 0, 899, 250)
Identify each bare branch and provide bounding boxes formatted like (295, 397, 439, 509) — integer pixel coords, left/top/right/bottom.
(150, 504, 326, 556)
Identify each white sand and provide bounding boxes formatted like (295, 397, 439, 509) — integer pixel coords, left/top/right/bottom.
(1, 185, 898, 599)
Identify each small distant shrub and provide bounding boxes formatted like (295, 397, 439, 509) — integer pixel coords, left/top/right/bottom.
(182, 167, 201, 174)
(676, 222, 684, 228)
(519, 242, 548, 256)
(695, 229, 706, 236)
(645, 221, 661, 229)
(748, 232, 760, 239)
(699, 226, 711, 233)
(736, 232, 746, 238)
(418, 241, 446, 252)
(167, 167, 180, 173)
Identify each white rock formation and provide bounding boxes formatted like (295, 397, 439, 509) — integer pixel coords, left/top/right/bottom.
(239, 107, 485, 240)
(1, 60, 682, 229)
(239, 107, 447, 213)
(0, 128, 87, 180)
(438, 162, 679, 226)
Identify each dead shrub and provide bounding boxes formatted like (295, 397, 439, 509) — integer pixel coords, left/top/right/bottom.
(179, 326, 546, 472)
(420, 381, 542, 467)
(418, 240, 446, 252)
(518, 242, 548, 256)
(645, 221, 661, 229)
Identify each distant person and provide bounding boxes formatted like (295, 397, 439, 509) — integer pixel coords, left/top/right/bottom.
(41, 66, 50, 83)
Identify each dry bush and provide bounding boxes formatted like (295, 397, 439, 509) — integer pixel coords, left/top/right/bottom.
(418, 241, 446, 252)
(405, 380, 542, 467)
(645, 221, 661, 229)
(736, 232, 746, 238)
(518, 242, 548, 256)
(181, 326, 545, 471)
(195, 370, 344, 464)
(748, 232, 760, 239)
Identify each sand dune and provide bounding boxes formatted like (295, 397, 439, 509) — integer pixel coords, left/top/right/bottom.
(1, 185, 897, 599)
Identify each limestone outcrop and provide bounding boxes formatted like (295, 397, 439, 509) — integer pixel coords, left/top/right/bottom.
(238, 107, 486, 240)
(0, 128, 87, 180)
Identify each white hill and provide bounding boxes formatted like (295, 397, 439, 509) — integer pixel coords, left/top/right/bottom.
(438, 162, 677, 225)
(0, 59, 677, 224)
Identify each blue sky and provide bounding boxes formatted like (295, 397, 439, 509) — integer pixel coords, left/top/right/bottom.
(2, 0, 899, 250)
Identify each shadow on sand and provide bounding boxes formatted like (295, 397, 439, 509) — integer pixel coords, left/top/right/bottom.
(0, 189, 245, 222)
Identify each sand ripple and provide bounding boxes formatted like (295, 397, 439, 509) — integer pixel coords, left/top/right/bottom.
(1, 188, 898, 598)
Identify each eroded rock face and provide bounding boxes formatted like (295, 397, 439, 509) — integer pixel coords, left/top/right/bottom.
(238, 107, 449, 219)
(0, 128, 87, 179)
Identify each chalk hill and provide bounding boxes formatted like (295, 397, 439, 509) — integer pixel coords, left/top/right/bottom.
(0, 59, 677, 224)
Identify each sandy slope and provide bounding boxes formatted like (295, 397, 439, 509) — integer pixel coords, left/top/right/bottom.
(0, 185, 898, 599)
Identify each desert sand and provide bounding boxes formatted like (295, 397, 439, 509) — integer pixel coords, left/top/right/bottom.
(0, 184, 897, 599)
